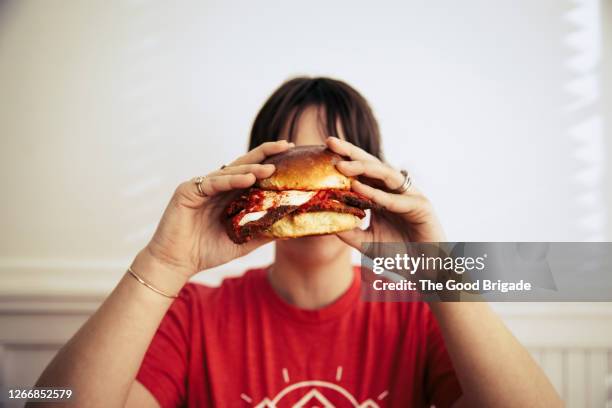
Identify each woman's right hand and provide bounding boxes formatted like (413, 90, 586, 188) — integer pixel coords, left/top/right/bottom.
(142, 140, 294, 280)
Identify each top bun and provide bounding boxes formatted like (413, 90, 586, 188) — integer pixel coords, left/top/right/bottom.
(257, 145, 351, 191)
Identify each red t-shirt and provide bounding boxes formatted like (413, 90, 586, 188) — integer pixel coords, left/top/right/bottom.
(136, 267, 462, 407)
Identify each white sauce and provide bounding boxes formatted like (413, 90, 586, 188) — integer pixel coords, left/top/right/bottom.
(264, 190, 316, 209)
(238, 210, 268, 226)
(237, 190, 316, 226)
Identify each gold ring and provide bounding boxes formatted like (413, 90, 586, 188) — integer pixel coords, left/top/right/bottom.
(194, 176, 207, 197)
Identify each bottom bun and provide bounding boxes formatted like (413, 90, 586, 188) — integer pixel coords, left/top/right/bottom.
(266, 211, 362, 239)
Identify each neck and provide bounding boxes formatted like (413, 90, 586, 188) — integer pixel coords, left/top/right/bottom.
(269, 244, 354, 310)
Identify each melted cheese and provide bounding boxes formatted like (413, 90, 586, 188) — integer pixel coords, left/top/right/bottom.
(237, 190, 316, 226)
(238, 210, 267, 226)
(262, 190, 316, 209)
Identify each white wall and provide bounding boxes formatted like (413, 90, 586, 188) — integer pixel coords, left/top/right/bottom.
(0, 0, 609, 294)
(0, 0, 612, 289)
(0, 0, 610, 406)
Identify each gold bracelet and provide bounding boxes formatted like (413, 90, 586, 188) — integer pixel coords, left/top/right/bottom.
(127, 267, 178, 299)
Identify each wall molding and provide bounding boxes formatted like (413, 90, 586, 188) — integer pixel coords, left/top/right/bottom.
(0, 257, 255, 298)
(0, 259, 128, 298)
(1, 258, 611, 319)
(2, 258, 612, 349)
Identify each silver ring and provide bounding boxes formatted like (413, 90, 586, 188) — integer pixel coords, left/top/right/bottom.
(194, 176, 207, 197)
(393, 169, 412, 194)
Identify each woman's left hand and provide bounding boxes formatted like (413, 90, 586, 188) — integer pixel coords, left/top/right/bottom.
(325, 137, 446, 248)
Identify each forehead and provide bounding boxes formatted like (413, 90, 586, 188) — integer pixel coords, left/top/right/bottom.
(281, 105, 345, 145)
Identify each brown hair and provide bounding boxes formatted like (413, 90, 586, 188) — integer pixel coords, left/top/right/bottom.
(249, 77, 383, 160)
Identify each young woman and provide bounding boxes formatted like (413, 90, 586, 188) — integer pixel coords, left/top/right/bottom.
(32, 77, 561, 407)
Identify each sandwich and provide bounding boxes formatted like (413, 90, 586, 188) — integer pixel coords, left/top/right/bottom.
(224, 145, 376, 244)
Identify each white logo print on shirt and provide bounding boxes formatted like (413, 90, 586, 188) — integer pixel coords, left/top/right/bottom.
(239, 366, 389, 407)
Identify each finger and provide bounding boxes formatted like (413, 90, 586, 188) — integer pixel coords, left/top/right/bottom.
(336, 227, 371, 251)
(175, 179, 209, 206)
(325, 136, 379, 163)
(211, 163, 275, 179)
(336, 160, 404, 191)
(230, 140, 294, 166)
(351, 179, 427, 214)
(201, 173, 256, 196)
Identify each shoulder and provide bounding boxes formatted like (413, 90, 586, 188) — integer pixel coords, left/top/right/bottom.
(361, 296, 435, 336)
(375, 299, 434, 319)
(172, 268, 265, 312)
(357, 266, 435, 327)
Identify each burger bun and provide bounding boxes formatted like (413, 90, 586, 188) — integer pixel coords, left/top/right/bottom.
(257, 145, 351, 191)
(265, 211, 361, 239)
